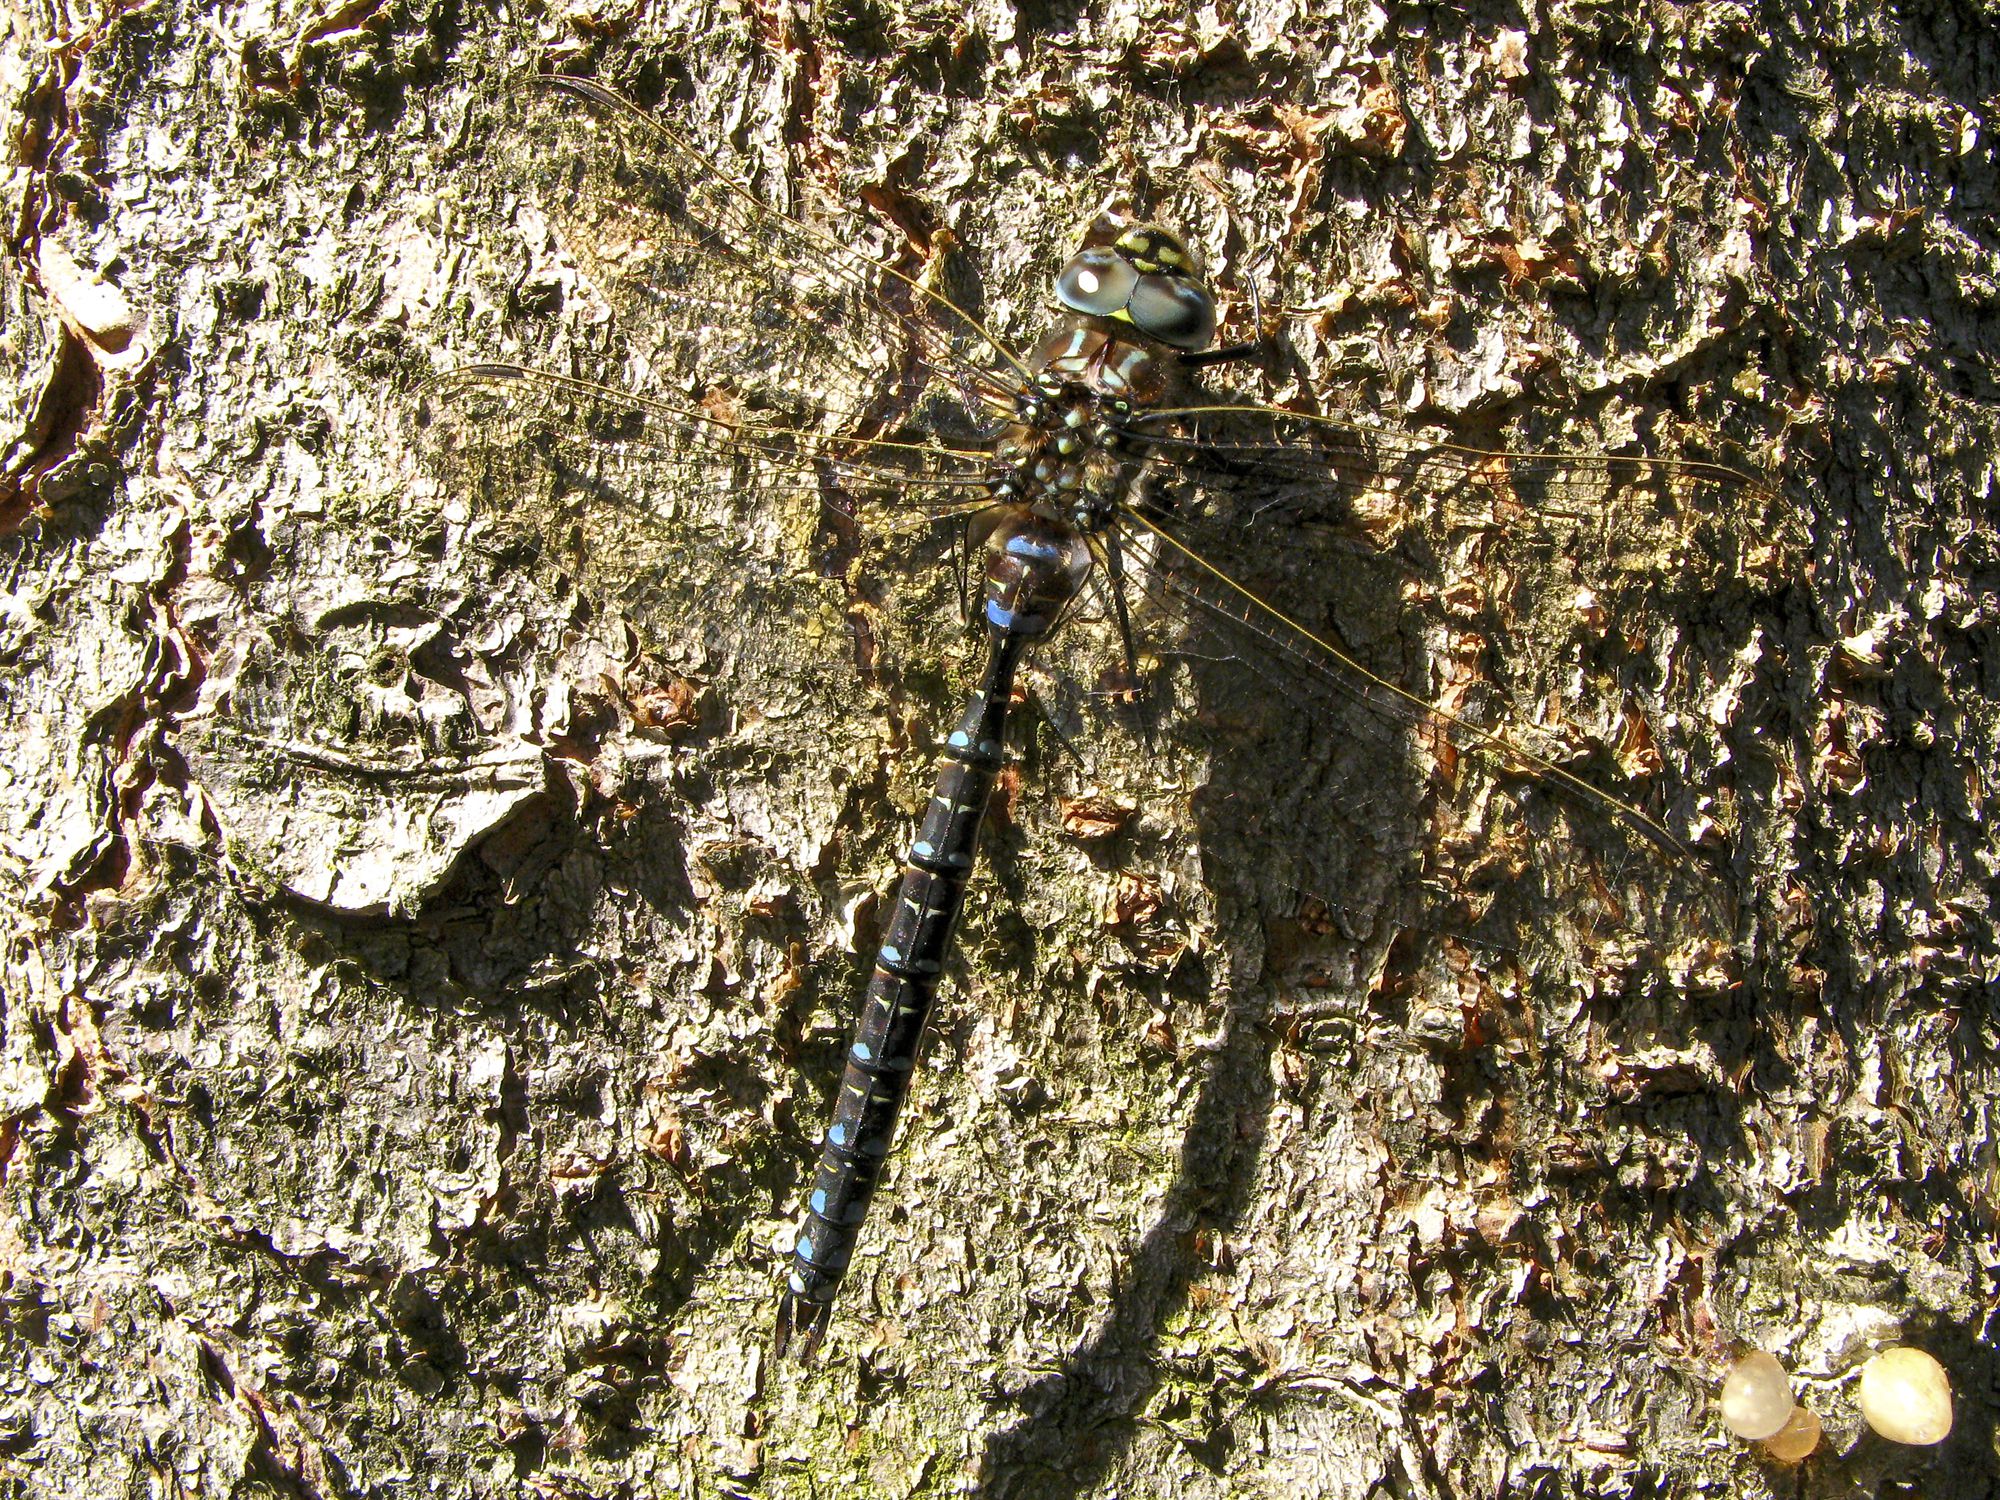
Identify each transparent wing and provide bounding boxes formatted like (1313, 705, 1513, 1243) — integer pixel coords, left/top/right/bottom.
(1095, 414, 1807, 966)
(1128, 401, 1803, 580)
(415, 362, 992, 684)
(423, 362, 995, 511)
(424, 76, 1022, 674)
(1110, 508, 1742, 969)
(490, 74, 1025, 432)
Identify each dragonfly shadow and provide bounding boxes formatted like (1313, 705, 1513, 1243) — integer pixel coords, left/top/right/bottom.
(971, 622, 1426, 1490)
(975, 987, 1278, 1496)
(973, 557, 1791, 1486)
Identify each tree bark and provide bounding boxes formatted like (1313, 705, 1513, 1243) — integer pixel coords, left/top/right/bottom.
(2, 1, 1994, 1496)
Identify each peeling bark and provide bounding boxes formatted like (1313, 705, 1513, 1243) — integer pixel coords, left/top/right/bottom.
(2, 2, 1995, 1496)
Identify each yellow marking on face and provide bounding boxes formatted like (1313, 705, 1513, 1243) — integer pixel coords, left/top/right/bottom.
(1115, 226, 1191, 275)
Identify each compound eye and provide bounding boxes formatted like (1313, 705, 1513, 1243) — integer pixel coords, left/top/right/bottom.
(1127, 274, 1217, 351)
(1054, 248, 1139, 316)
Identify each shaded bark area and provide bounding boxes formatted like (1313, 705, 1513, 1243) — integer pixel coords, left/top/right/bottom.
(1, 1, 1994, 1496)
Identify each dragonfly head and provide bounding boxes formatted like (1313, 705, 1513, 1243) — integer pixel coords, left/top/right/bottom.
(1054, 221, 1218, 354)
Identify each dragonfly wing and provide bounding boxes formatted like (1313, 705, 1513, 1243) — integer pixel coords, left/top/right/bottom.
(1122, 407, 1805, 874)
(1110, 493, 1751, 971)
(1130, 402, 1806, 595)
(417, 362, 990, 689)
(488, 75, 1021, 434)
(423, 362, 993, 511)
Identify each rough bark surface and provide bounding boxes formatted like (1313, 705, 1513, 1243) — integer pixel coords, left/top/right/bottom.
(2, 1, 1995, 1496)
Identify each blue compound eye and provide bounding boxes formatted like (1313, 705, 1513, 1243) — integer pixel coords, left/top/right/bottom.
(1054, 248, 1138, 315)
(1126, 273, 1217, 351)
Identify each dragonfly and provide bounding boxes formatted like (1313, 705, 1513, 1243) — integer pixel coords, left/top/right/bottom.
(421, 74, 1799, 1360)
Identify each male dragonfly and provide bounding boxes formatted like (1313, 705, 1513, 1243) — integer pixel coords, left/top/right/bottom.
(422, 75, 1800, 1358)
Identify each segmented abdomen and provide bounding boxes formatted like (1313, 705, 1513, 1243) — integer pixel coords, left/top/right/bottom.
(775, 667, 1015, 1356)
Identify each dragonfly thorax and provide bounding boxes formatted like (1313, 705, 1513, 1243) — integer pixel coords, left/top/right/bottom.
(987, 323, 1182, 528)
(988, 387, 1130, 527)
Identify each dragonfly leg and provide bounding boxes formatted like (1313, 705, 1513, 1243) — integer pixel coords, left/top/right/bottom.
(1102, 528, 1144, 687)
(1020, 677, 1088, 771)
(956, 502, 1015, 632)
(1181, 337, 1266, 368)
(1097, 527, 1162, 750)
(951, 514, 976, 629)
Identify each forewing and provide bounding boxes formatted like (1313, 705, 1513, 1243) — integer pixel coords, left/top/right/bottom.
(1129, 402, 1803, 591)
(422, 73, 1027, 676)
(424, 362, 992, 512)
(1103, 416, 1807, 973)
(493, 75, 1021, 429)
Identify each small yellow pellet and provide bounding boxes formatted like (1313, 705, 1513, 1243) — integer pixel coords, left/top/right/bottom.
(1761, 1404, 1821, 1462)
(1857, 1347, 1953, 1445)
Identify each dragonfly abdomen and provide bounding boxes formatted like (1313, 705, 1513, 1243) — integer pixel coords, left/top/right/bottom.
(775, 695, 1007, 1355)
(775, 514, 1091, 1359)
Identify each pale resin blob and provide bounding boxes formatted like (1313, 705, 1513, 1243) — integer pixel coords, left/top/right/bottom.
(1718, 1350, 1795, 1440)
(1857, 1347, 1953, 1445)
